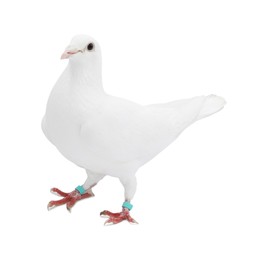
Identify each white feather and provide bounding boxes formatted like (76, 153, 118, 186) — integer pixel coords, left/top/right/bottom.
(42, 35, 226, 201)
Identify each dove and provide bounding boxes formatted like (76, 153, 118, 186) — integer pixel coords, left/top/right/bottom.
(42, 35, 226, 225)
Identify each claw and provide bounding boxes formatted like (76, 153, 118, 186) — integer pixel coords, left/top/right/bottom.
(100, 211, 107, 218)
(47, 202, 56, 211)
(128, 218, 138, 225)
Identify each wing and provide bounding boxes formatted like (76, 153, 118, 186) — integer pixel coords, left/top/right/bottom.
(80, 95, 206, 165)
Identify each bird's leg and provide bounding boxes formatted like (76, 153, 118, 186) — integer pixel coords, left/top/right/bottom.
(47, 186, 94, 212)
(47, 170, 105, 212)
(100, 175, 138, 225)
(100, 202, 138, 225)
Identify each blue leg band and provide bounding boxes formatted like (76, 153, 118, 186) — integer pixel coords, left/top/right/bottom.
(75, 185, 86, 195)
(122, 201, 133, 210)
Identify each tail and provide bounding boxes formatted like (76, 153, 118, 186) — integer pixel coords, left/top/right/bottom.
(197, 95, 226, 120)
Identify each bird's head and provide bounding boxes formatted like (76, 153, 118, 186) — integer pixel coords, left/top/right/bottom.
(61, 35, 101, 65)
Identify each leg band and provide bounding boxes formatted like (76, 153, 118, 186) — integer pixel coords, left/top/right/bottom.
(122, 201, 133, 210)
(75, 185, 86, 195)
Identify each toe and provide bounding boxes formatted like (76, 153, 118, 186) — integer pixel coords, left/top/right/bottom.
(66, 193, 81, 211)
(100, 210, 114, 218)
(47, 196, 71, 210)
(128, 218, 138, 224)
(104, 217, 125, 226)
(104, 219, 114, 226)
(50, 188, 69, 197)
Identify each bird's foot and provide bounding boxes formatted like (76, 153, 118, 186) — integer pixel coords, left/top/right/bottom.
(100, 208, 138, 225)
(47, 186, 94, 212)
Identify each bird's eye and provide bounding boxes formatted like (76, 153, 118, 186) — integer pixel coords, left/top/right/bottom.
(87, 43, 94, 51)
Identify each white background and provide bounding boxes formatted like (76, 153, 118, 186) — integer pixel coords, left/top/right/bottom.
(0, 0, 266, 259)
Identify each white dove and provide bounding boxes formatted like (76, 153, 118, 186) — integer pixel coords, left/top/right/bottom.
(42, 35, 226, 225)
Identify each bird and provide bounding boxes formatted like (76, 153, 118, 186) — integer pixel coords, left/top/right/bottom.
(42, 34, 226, 225)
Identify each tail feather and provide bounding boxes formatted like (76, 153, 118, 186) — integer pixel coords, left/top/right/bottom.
(197, 95, 226, 120)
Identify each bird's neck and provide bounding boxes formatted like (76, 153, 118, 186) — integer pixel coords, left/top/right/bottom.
(67, 59, 104, 95)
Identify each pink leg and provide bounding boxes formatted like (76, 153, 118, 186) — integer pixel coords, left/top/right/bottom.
(47, 188, 94, 211)
(100, 208, 138, 225)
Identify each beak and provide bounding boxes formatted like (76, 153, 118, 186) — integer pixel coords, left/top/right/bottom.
(61, 49, 81, 59)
